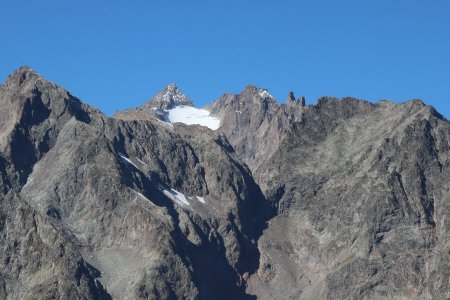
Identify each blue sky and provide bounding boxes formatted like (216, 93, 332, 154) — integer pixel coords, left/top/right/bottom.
(1, 1, 449, 118)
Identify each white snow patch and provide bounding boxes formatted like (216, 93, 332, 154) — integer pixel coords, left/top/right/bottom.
(118, 152, 140, 170)
(158, 184, 190, 207)
(196, 196, 206, 204)
(258, 89, 273, 99)
(166, 106, 220, 130)
(133, 190, 157, 207)
(136, 158, 148, 167)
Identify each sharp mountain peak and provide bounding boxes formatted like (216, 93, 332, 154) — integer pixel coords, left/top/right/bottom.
(145, 82, 194, 110)
(5, 66, 44, 88)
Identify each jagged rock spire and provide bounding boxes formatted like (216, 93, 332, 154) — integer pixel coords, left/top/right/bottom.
(287, 91, 296, 102)
(286, 91, 305, 107)
(299, 96, 306, 107)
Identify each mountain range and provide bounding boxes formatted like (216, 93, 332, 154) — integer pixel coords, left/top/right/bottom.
(1, 66, 449, 299)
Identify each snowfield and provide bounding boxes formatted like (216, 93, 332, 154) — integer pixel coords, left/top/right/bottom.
(167, 105, 220, 130)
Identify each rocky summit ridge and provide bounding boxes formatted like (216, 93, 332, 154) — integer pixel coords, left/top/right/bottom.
(1, 66, 450, 299)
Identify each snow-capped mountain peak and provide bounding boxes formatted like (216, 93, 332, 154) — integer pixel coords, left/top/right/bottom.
(117, 83, 220, 130)
(148, 83, 194, 110)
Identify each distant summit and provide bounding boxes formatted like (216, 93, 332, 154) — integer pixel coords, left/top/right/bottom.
(147, 83, 194, 110)
(240, 84, 275, 100)
(115, 83, 219, 129)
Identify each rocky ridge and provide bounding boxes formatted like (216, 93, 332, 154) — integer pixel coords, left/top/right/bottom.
(1, 67, 450, 299)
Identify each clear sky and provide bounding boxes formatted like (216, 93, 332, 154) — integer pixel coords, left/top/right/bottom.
(1, 1, 449, 118)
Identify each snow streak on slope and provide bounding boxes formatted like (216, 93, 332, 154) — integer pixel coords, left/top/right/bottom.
(118, 152, 140, 170)
(196, 196, 206, 204)
(167, 105, 220, 130)
(157, 184, 191, 207)
(132, 190, 157, 207)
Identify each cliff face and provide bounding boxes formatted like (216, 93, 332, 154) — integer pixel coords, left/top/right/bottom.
(1, 67, 450, 299)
